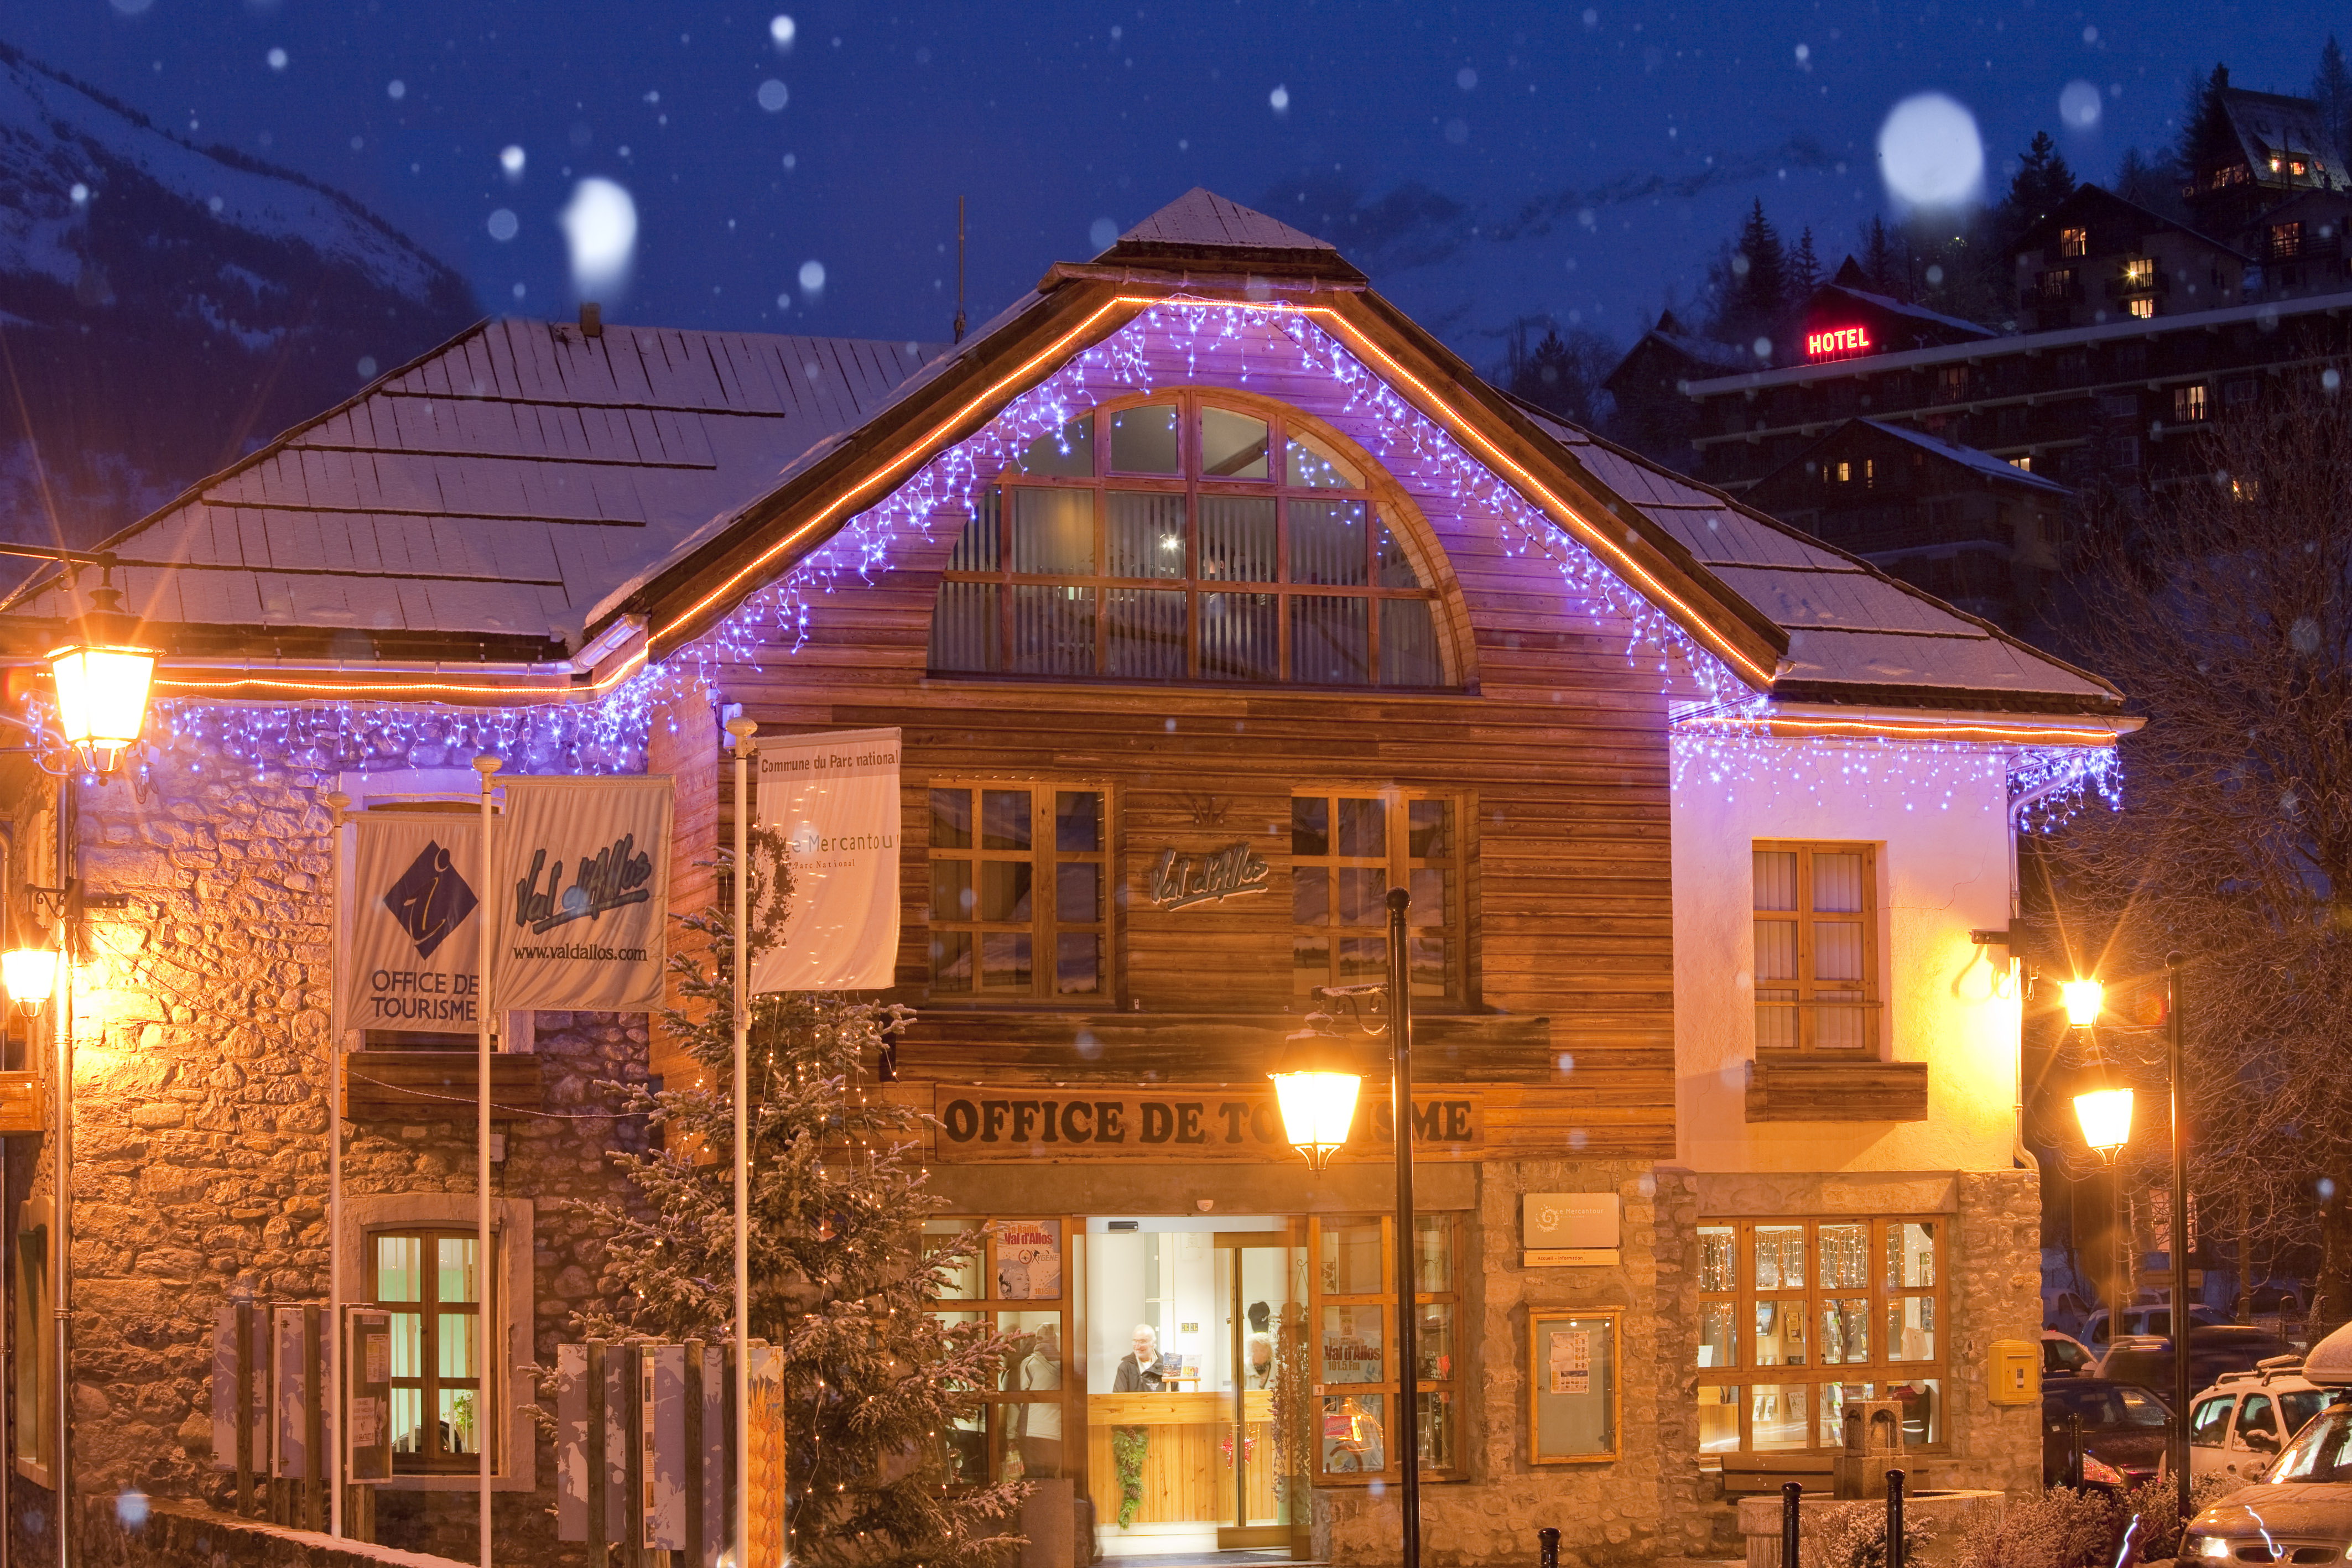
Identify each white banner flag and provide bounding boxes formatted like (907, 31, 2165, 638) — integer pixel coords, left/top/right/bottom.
(751, 727, 901, 993)
(496, 777, 674, 1014)
(341, 815, 485, 1037)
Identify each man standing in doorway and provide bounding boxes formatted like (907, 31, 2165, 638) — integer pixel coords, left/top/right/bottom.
(1014, 1323, 1064, 1477)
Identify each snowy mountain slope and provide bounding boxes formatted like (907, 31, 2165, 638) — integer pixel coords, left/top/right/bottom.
(0, 40, 477, 548)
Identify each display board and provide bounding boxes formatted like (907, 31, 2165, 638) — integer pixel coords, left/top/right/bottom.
(1528, 1310, 1620, 1463)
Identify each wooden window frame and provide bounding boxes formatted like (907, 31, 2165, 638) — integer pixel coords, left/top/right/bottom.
(925, 781, 1111, 1005)
(366, 1226, 493, 1475)
(1291, 789, 1469, 1010)
(932, 392, 1450, 689)
(1752, 840, 1881, 1055)
(1695, 1217, 1948, 1456)
(1307, 1213, 1463, 1487)
(923, 1217, 1076, 1492)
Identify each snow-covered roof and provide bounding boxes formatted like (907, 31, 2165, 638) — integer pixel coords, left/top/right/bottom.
(0, 318, 943, 653)
(1813, 279, 1997, 343)
(1849, 420, 2071, 494)
(2221, 88, 2346, 185)
(1515, 407, 2115, 710)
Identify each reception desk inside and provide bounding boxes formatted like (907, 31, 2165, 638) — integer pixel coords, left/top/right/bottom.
(1085, 1390, 1282, 1539)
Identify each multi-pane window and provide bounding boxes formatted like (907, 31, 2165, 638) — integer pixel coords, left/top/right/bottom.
(1752, 842, 1878, 1053)
(928, 394, 1448, 687)
(1697, 1218, 1945, 1454)
(1293, 793, 1463, 1006)
(2059, 226, 2089, 258)
(928, 784, 1107, 1000)
(2173, 384, 2210, 423)
(924, 1218, 1073, 1487)
(1311, 1213, 1462, 1485)
(370, 1229, 486, 1473)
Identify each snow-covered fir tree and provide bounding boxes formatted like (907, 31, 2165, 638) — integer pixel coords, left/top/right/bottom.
(583, 830, 1027, 1568)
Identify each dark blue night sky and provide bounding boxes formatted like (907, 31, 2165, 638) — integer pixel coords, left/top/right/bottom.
(4, 0, 2337, 365)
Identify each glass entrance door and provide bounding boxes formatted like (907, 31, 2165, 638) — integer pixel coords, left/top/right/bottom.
(1083, 1217, 1307, 1561)
(1217, 1230, 1306, 1551)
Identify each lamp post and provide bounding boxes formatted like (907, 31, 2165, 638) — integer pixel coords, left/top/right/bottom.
(1269, 886, 1422, 1568)
(2066, 966, 2194, 1519)
(2066, 981, 2133, 1362)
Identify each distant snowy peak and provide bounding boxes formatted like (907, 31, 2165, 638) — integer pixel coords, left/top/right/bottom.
(0, 39, 454, 303)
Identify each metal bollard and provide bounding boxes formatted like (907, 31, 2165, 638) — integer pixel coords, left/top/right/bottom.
(1539, 1526, 1562, 1568)
(1886, 1468, 1907, 1568)
(1782, 1481, 1803, 1568)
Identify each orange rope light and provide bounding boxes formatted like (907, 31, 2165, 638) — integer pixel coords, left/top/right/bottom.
(1677, 713, 2123, 746)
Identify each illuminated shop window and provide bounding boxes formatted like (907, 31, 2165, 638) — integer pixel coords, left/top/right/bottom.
(1312, 1213, 1463, 1484)
(928, 395, 1449, 688)
(1697, 1218, 1946, 1455)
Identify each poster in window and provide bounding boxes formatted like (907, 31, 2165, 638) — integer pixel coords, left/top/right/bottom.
(1530, 1311, 1619, 1463)
(993, 1221, 1061, 1301)
(1548, 1329, 1590, 1395)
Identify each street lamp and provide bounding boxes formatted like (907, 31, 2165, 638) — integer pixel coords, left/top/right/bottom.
(48, 574, 157, 775)
(2061, 978, 2105, 1030)
(1, 947, 55, 1009)
(2065, 975, 2134, 1388)
(1268, 886, 1423, 1568)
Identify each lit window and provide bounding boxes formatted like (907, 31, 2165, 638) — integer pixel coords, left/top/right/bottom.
(1835, 461, 1851, 483)
(2271, 222, 2304, 258)
(2039, 267, 2075, 299)
(927, 784, 1106, 999)
(2008, 455, 2033, 473)
(2291, 160, 2308, 176)
(2270, 156, 2283, 173)
(1311, 1214, 1464, 1482)
(928, 398, 1448, 687)
(2121, 258, 2154, 288)
(2128, 298, 2156, 320)
(2059, 227, 2088, 258)
(2173, 384, 2210, 423)
(371, 1230, 488, 1473)
(1753, 842, 1879, 1054)
(1863, 459, 1875, 486)
(1696, 1218, 1945, 1453)
(1293, 792, 1464, 1006)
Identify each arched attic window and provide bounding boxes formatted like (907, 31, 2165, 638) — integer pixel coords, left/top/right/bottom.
(927, 393, 1450, 686)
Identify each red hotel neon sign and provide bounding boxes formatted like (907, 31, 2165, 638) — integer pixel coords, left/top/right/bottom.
(1807, 325, 1873, 360)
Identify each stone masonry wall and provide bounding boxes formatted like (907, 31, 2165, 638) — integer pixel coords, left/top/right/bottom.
(1320, 1158, 1703, 1568)
(11, 738, 660, 1566)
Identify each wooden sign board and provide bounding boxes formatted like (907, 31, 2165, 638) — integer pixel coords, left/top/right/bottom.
(930, 1085, 1483, 1162)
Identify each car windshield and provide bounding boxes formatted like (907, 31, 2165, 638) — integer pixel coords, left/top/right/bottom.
(2271, 1407, 2352, 1483)
(2281, 1391, 2335, 1440)
(2054, 1384, 2172, 1428)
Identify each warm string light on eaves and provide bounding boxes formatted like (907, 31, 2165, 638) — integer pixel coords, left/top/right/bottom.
(103, 299, 2125, 822)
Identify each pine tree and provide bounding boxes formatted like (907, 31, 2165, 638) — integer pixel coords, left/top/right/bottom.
(2114, 147, 2184, 219)
(2314, 37, 2352, 170)
(2006, 131, 2077, 235)
(2177, 64, 2238, 192)
(1859, 215, 1909, 301)
(1790, 227, 1822, 300)
(585, 833, 1027, 1568)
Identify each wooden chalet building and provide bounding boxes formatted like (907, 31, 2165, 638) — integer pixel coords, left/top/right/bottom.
(0, 190, 2129, 1566)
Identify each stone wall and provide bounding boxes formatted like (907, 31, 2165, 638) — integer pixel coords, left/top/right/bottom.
(6, 741, 659, 1565)
(80, 1496, 470, 1568)
(1319, 1158, 1704, 1568)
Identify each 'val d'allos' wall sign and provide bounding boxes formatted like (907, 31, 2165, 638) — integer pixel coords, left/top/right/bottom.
(1146, 842, 1269, 910)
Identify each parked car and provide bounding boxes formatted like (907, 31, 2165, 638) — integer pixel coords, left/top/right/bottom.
(2044, 1329, 2096, 1378)
(2046, 1288, 2095, 1339)
(2189, 1359, 2343, 1482)
(2083, 1302, 2231, 1348)
(2043, 1377, 2175, 1489)
(2181, 1322, 2352, 1564)
(2096, 1326, 2295, 1394)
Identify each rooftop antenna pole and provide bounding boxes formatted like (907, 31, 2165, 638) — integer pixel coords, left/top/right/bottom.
(953, 196, 967, 345)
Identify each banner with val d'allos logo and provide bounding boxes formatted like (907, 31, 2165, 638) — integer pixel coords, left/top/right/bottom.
(495, 777, 674, 1014)
(341, 815, 485, 1037)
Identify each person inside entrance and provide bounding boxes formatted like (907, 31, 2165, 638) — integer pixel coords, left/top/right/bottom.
(1114, 1323, 1169, 1392)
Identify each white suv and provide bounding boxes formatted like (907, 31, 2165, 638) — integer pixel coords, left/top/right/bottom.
(2182, 1325, 2352, 1565)
(2189, 1358, 2339, 1482)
